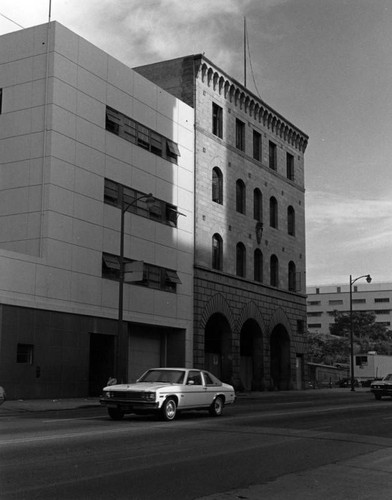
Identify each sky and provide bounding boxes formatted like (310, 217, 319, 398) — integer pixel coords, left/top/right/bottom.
(1, 0, 392, 287)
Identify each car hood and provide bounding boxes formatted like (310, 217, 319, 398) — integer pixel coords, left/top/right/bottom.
(103, 382, 175, 392)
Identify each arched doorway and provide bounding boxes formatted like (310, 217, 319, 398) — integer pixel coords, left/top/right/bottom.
(270, 325, 291, 390)
(205, 313, 232, 383)
(240, 319, 263, 391)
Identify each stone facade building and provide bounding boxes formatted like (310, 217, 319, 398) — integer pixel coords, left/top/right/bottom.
(136, 56, 309, 390)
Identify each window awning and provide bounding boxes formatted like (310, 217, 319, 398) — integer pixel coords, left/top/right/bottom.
(165, 270, 182, 284)
(167, 140, 180, 156)
(103, 254, 120, 270)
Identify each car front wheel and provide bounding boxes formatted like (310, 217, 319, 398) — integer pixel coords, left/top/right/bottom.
(374, 393, 382, 400)
(108, 407, 125, 420)
(161, 398, 177, 421)
(209, 396, 224, 417)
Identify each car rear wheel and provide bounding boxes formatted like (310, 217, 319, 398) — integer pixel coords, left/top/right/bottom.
(108, 407, 125, 420)
(209, 396, 224, 417)
(161, 398, 177, 421)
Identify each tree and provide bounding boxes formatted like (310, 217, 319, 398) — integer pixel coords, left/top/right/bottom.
(329, 311, 392, 355)
(307, 332, 349, 365)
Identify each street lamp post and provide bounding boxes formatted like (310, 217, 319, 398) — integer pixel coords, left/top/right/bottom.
(116, 193, 155, 383)
(349, 274, 372, 391)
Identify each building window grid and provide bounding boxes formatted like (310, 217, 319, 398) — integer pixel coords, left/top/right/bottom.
(212, 167, 223, 204)
(102, 253, 180, 293)
(236, 242, 246, 278)
(212, 102, 223, 138)
(236, 119, 245, 151)
(105, 106, 180, 164)
(269, 141, 277, 170)
(104, 179, 178, 227)
(253, 130, 261, 161)
(212, 234, 223, 271)
(286, 152, 294, 180)
(236, 179, 246, 214)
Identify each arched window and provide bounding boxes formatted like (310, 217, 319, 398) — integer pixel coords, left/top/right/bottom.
(236, 242, 246, 277)
(287, 206, 295, 236)
(269, 196, 278, 228)
(236, 179, 246, 214)
(212, 167, 223, 204)
(288, 261, 296, 291)
(270, 254, 279, 287)
(253, 188, 262, 221)
(212, 233, 223, 270)
(254, 249, 263, 282)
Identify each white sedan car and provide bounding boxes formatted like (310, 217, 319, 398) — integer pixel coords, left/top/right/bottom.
(100, 368, 235, 421)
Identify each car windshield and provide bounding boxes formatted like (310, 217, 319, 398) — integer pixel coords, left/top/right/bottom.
(138, 369, 185, 384)
(383, 374, 392, 381)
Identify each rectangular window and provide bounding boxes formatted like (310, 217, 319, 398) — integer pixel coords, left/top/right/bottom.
(253, 130, 261, 161)
(286, 152, 294, 180)
(308, 323, 322, 329)
(236, 119, 245, 151)
(269, 141, 277, 170)
(17, 343, 34, 364)
(104, 179, 179, 227)
(375, 298, 390, 303)
(212, 103, 223, 138)
(102, 253, 180, 293)
(0, 88, 2, 114)
(352, 299, 366, 304)
(329, 300, 343, 305)
(105, 106, 180, 164)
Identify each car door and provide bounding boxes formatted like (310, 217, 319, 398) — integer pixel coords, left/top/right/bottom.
(180, 370, 209, 408)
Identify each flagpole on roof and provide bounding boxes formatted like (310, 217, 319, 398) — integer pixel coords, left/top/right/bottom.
(49, 0, 52, 22)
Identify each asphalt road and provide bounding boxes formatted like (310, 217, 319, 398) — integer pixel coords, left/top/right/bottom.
(1, 390, 392, 499)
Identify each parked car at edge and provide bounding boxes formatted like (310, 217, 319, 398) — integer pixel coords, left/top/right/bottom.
(100, 368, 236, 421)
(0, 386, 5, 405)
(370, 373, 392, 400)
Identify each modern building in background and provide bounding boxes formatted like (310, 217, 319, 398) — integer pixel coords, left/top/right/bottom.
(307, 283, 392, 336)
(0, 22, 194, 399)
(136, 55, 309, 390)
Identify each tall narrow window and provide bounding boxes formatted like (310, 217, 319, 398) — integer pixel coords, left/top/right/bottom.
(287, 152, 294, 180)
(253, 188, 262, 221)
(212, 103, 223, 138)
(236, 242, 246, 278)
(254, 249, 263, 282)
(212, 167, 223, 204)
(236, 119, 245, 151)
(287, 206, 295, 236)
(269, 141, 277, 170)
(269, 197, 278, 228)
(270, 255, 279, 287)
(253, 130, 261, 161)
(236, 179, 246, 214)
(212, 234, 223, 270)
(288, 261, 296, 291)
(0, 88, 2, 114)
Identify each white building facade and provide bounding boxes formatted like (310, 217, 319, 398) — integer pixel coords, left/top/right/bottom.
(307, 283, 392, 336)
(0, 22, 194, 399)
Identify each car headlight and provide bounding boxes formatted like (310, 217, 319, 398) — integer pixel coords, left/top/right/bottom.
(143, 392, 156, 401)
(104, 391, 113, 398)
